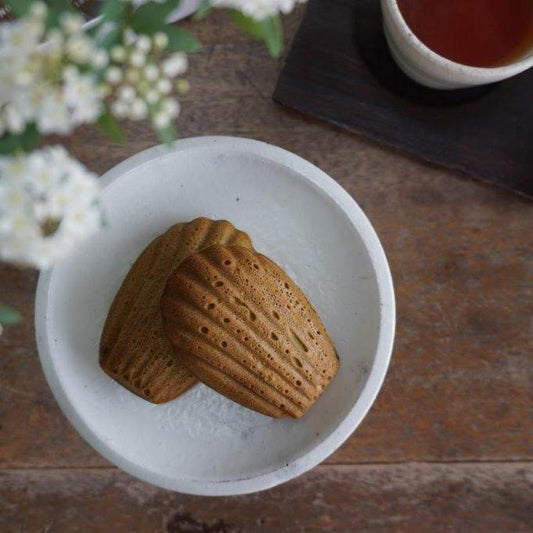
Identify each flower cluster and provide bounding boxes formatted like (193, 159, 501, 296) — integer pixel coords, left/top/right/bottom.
(0, 0, 306, 277)
(0, 3, 106, 137)
(106, 31, 188, 131)
(0, 147, 101, 269)
(211, 0, 307, 19)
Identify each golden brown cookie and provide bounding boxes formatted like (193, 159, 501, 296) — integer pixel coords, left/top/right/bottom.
(100, 218, 254, 403)
(160, 245, 339, 418)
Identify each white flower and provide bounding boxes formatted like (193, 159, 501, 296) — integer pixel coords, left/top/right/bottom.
(0, 187, 27, 210)
(60, 13, 84, 35)
(153, 32, 168, 50)
(110, 100, 128, 119)
(0, 157, 26, 182)
(63, 65, 78, 81)
(63, 70, 103, 124)
(111, 46, 127, 63)
(35, 71, 101, 135)
(0, 12, 190, 138)
(12, 69, 33, 87)
(123, 28, 137, 46)
(61, 204, 100, 239)
(156, 78, 172, 95)
(46, 28, 64, 49)
(162, 53, 187, 78)
(2, 81, 42, 127)
(59, 171, 100, 211)
(4, 106, 25, 134)
(91, 49, 109, 69)
(130, 99, 148, 120)
(153, 112, 170, 129)
(26, 240, 59, 270)
(1, 16, 43, 54)
(65, 35, 94, 64)
(106, 66, 123, 84)
(161, 98, 180, 118)
(26, 155, 62, 196)
(36, 89, 72, 134)
(0, 8, 105, 135)
(129, 49, 146, 68)
(145, 89, 160, 105)
(136, 35, 151, 53)
(144, 64, 159, 82)
(0, 147, 102, 270)
(102, 28, 189, 130)
(30, 2, 48, 19)
(0, 216, 40, 264)
(211, 0, 306, 19)
(117, 85, 136, 102)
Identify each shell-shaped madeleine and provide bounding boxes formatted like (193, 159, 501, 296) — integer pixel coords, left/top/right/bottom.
(99, 218, 254, 403)
(161, 245, 338, 418)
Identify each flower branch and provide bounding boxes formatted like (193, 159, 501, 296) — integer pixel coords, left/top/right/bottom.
(0, 0, 307, 334)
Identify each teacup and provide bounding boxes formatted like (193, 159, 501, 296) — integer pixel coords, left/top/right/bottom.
(381, 0, 533, 89)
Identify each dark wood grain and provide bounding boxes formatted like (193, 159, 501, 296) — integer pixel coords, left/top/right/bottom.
(1, 465, 532, 532)
(0, 7, 532, 529)
(274, 0, 533, 196)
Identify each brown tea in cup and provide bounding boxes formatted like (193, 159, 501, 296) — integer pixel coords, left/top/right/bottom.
(397, 0, 533, 67)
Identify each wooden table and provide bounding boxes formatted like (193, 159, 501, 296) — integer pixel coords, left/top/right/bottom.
(1, 8, 532, 532)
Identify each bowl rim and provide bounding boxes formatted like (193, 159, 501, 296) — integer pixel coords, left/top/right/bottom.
(35, 136, 396, 495)
(382, 0, 533, 78)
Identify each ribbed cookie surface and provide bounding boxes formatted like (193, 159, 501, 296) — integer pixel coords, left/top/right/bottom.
(161, 245, 339, 418)
(100, 218, 253, 403)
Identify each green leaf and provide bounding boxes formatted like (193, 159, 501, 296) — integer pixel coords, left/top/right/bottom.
(193, 0, 211, 20)
(130, 0, 182, 35)
(231, 11, 283, 57)
(156, 122, 176, 145)
(98, 111, 125, 143)
(100, 0, 127, 22)
(231, 10, 263, 39)
(99, 25, 122, 50)
(45, 0, 75, 30)
(130, 6, 165, 35)
(86, 19, 105, 38)
(0, 124, 40, 155)
(151, 0, 183, 18)
(163, 26, 201, 52)
(7, 0, 32, 18)
(0, 305, 22, 325)
(256, 16, 283, 57)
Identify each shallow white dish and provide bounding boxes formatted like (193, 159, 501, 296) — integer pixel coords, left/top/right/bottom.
(35, 136, 395, 495)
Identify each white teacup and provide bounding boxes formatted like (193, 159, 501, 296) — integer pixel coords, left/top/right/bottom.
(381, 0, 533, 89)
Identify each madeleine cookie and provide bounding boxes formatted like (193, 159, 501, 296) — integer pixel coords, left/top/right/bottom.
(161, 245, 338, 418)
(100, 218, 254, 403)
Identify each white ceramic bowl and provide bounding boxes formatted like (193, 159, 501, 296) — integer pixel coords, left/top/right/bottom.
(381, 0, 533, 89)
(35, 137, 395, 495)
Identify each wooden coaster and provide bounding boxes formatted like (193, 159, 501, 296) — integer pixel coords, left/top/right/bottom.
(274, 0, 533, 197)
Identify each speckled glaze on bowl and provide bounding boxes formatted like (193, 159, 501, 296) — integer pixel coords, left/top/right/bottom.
(35, 137, 395, 495)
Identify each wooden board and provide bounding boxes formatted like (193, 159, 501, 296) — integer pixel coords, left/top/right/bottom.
(2, 464, 533, 532)
(0, 8, 532, 530)
(274, 0, 533, 197)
